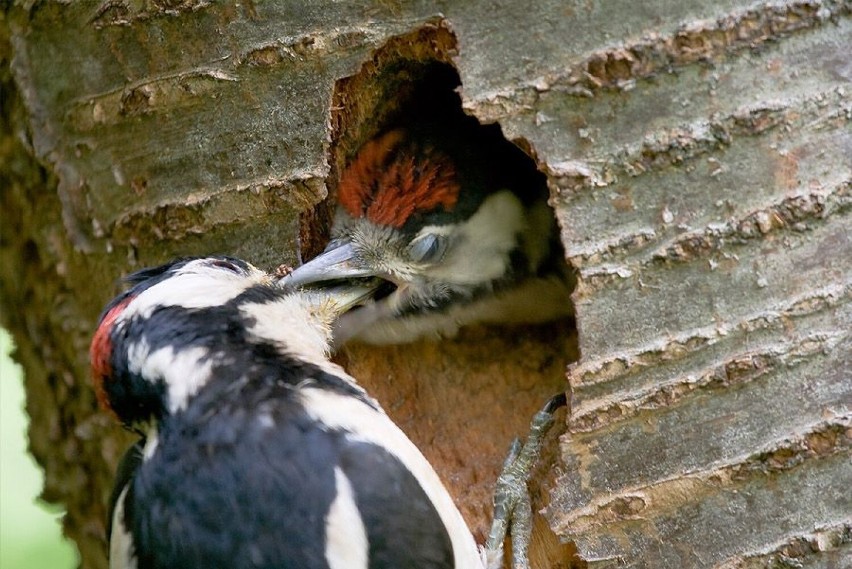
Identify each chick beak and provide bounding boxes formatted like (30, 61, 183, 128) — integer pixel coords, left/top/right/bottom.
(316, 279, 384, 315)
(277, 242, 378, 289)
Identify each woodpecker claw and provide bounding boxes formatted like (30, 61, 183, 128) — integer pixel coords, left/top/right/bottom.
(485, 392, 568, 569)
(511, 491, 533, 569)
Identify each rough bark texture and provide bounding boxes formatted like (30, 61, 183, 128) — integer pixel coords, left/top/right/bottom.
(1, 2, 849, 569)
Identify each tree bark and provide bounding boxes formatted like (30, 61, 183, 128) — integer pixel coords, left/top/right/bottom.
(1, 2, 849, 569)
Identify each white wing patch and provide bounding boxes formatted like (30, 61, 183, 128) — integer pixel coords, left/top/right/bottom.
(325, 467, 369, 569)
(300, 387, 483, 569)
(142, 424, 159, 461)
(109, 486, 138, 569)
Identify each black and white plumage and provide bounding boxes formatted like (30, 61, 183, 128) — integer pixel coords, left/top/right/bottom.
(278, 119, 574, 345)
(90, 257, 489, 569)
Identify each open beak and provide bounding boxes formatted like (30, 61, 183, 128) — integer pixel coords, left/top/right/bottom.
(310, 279, 382, 315)
(277, 242, 378, 289)
(302, 279, 384, 316)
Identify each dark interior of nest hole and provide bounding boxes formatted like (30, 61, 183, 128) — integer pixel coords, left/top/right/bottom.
(313, 60, 581, 567)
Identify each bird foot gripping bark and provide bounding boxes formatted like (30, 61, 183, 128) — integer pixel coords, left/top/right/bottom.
(483, 392, 568, 569)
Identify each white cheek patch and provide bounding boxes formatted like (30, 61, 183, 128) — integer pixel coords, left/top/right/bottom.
(423, 191, 525, 284)
(325, 467, 369, 569)
(127, 340, 215, 414)
(124, 336, 150, 375)
(299, 387, 481, 569)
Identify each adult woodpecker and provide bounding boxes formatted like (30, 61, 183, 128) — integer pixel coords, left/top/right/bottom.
(279, 121, 574, 345)
(90, 256, 494, 569)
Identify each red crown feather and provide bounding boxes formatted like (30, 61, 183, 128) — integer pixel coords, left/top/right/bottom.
(338, 129, 460, 228)
(89, 296, 133, 418)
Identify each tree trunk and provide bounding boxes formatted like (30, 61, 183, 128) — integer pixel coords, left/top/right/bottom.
(1, 2, 849, 569)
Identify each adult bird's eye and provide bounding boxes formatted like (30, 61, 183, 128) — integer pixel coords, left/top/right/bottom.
(408, 234, 447, 264)
(210, 259, 242, 273)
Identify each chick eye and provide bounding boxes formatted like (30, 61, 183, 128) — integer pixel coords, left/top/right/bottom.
(408, 234, 447, 264)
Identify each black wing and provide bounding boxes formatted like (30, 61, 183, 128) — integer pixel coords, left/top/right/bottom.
(124, 397, 455, 569)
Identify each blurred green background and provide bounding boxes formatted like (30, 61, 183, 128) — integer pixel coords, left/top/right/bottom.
(1, 328, 79, 568)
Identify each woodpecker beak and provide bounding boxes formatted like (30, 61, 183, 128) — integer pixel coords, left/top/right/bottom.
(278, 242, 379, 288)
(301, 279, 384, 316)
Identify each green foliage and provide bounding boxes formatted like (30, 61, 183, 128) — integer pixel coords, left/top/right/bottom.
(1, 330, 79, 569)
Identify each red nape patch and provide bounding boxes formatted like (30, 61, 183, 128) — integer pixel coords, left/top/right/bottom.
(338, 129, 460, 228)
(90, 296, 133, 416)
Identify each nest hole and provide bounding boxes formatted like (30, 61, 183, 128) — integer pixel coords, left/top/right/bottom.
(302, 21, 581, 568)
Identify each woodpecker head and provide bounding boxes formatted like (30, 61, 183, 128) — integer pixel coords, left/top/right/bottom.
(90, 256, 377, 430)
(279, 125, 558, 342)
(93, 257, 486, 569)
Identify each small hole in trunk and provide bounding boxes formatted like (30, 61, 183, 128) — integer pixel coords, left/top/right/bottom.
(303, 20, 581, 568)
